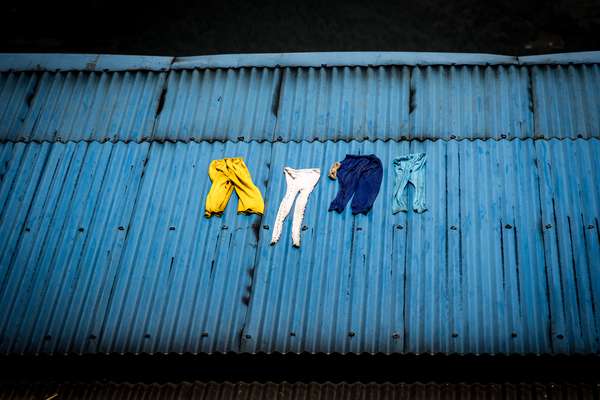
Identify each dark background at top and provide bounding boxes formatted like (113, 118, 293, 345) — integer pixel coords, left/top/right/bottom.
(1, 0, 600, 56)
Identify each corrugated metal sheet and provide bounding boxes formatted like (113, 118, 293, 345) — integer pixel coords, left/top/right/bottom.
(532, 65, 600, 139)
(0, 63, 598, 142)
(0, 141, 269, 354)
(0, 70, 166, 142)
(410, 66, 533, 139)
(274, 66, 410, 141)
(153, 68, 279, 142)
(244, 139, 600, 355)
(1, 382, 598, 400)
(1, 139, 598, 355)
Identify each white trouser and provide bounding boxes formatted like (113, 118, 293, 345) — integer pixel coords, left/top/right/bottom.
(271, 167, 321, 247)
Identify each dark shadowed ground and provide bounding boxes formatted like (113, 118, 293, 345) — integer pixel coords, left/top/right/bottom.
(1, 0, 600, 56)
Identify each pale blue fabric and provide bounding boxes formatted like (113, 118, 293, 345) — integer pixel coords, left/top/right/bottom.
(392, 153, 427, 213)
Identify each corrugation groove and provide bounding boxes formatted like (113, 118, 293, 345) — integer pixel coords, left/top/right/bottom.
(0, 64, 598, 143)
(2, 139, 597, 355)
(0, 382, 598, 400)
(532, 65, 600, 139)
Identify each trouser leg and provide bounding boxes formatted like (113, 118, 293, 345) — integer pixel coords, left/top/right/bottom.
(204, 159, 235, 218)
(290, 171, 320, 247)
(351, 157, 383, 215)
(271, 171, 299, 244)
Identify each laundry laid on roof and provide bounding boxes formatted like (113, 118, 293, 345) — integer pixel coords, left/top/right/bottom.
(392, 152, 427, 214)
(270, 167, 321, 247)
(328, 154, 383, 215)
(204, 157, 265, 218)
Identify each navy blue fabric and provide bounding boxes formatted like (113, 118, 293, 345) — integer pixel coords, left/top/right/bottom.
(328, 154, 383, 215)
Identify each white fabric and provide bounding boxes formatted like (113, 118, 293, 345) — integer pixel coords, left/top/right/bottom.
(271, 167, 321, 247)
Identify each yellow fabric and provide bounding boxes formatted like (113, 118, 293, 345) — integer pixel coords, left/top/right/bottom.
(204, 157, 265, 218)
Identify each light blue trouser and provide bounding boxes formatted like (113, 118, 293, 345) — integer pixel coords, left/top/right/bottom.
(392, 153, 427, 213)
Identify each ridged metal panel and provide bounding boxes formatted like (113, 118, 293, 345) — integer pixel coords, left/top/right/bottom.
(0, 71, 166, 142)
(1, 139, 598, 355)
(2, 64, 600, 142)
(536, 139, 600, 353)
(0, 382, 598, 400)
(0, 72, 39, 139)
(153, 68, 279, 142)
(0, 141, 151, 354)
(410, 66, 533, 139)
(0, 141, 270, 354)
(532, 65, 600, 139)
(243, 140, 557, 354)
(94, 141, 270, 354)
(274, 66, 410, 141)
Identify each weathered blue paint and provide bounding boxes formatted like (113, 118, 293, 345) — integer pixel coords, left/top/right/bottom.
(0, 139, 598, 355)
(153, 68, 280, 142)
(274, 66, 411, 141)
(0, 52, 598, 356)
(0, 65, 600, 142)
(2, 51, 600, 72)
(0, 54, 174, 72)
(410, 65, 533, 139)
(1, 61, 598, 142)
(171, 51, 518, 69)
(532, 64, 600, 139)
(519, 51, 600, 65)
(0, 71, 167, 142)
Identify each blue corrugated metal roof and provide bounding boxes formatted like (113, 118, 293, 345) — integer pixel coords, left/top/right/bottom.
(0, 52, 598, 356)
(0, 56, 598, 141)
(274, 66, 411, 141)
(0, 138, 598, 355)
(154, 68, 279, 142)
(0, 70, 166, 142)
(532, 65, 600, 139)
(410, 66, 533, 139)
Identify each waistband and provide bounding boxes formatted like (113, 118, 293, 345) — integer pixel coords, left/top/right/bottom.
(211, 157, 244, 163)
(283, 167, 321, 174)
(283, 167, 321, 176)
(343, 154, 380, 161)
(393, 153, 426, 163)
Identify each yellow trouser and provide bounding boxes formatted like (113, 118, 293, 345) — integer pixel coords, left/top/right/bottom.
(204, 157, 265, 218)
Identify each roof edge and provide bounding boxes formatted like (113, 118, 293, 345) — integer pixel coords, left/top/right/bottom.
(0, 53, 175, 72)
(518, 51, 600, 65)
(0, 51, 599, 72)
(171, 51, 517, 68)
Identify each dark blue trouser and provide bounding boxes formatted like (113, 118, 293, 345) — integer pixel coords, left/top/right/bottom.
(328, 154, 383, 215)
